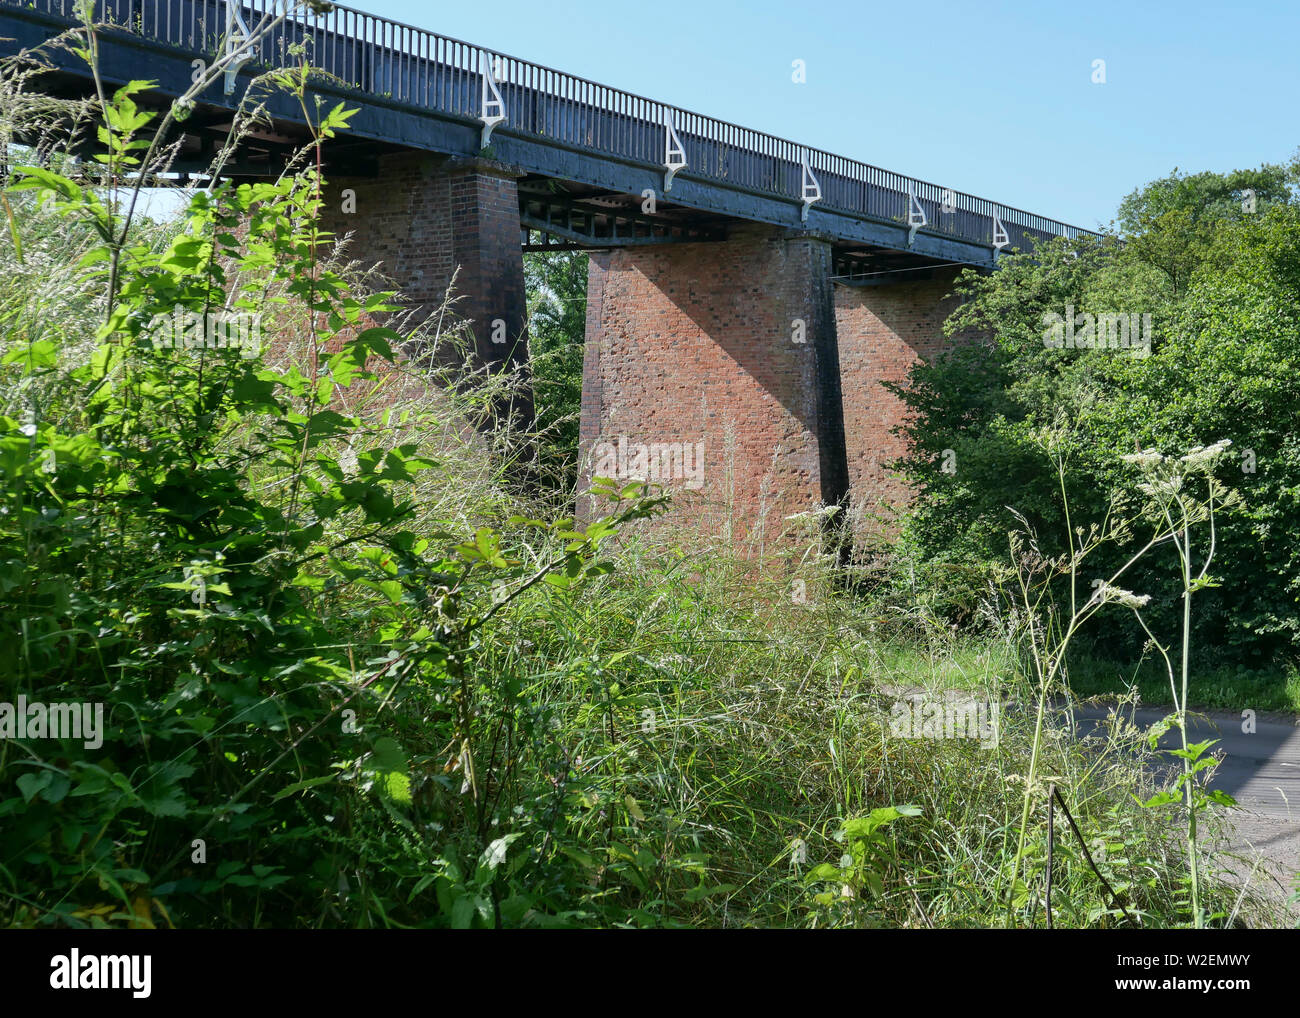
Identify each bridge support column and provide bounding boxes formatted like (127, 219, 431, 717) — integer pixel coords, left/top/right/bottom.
(318, 151, 532, 425)
(579, 224, 848, 545)
(832, 267, 965, 549)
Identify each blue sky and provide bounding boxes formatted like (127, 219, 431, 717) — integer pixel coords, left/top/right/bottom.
(345, 0, 1300, 230)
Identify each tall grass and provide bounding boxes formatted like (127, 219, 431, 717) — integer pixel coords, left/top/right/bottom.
(462, 524, 1278, 927)
(0, 13, 1284, 929)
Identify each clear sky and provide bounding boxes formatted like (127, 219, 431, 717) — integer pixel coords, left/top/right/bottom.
(338, 0, 1300, 231)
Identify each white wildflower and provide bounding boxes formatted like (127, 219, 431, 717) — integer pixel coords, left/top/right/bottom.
(1121, 448, 1165, 470)
(1179, 439, 1232, 469)
(785, 504, 841, 523)
(1093, 582, 1151, 608)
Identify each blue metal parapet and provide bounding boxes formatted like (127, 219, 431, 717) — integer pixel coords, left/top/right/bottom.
(0, 0, 1099, 262)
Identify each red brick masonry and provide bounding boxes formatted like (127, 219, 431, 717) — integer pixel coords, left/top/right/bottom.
(318, 162, 963, 551)
(834, 268, 963, 542)
(578, 225, 846, 542)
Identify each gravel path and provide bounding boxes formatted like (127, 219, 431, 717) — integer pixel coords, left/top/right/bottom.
(1071, 703, 1300, 924)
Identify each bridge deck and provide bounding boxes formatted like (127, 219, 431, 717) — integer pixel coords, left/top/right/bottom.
(0, 0, 1097, 267)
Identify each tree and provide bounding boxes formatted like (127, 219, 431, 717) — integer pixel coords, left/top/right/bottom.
(523, 249, 587, 491)
(889, 161, 1300, 662)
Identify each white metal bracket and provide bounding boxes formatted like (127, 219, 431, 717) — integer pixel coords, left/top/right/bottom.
(992, 211, 1010, 254)
(663, 115, 687, 193)
(223, 0, 254, 96)
(907, 185, 927, 246)
(479, 51, 507, 148)
(800, 150, 821, 221)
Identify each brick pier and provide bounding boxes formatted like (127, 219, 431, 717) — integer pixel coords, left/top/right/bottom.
(317, 162, 964, 552)
(318, 151, 532, 425)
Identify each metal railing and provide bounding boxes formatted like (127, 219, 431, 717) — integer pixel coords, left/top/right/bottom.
(3, 0, 1098, 251)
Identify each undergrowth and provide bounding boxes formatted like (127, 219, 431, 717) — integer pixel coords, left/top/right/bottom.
(0, 12, 1285, 929)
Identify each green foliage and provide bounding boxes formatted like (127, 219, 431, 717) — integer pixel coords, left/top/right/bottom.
(1115, 161, 1298, 234)
(523, 249, 587, 489)
(889, 163, 1300, 666)
(805, 805, 921, 925)
(0, 36, 1279, 930)
(0, 74, 665, 928)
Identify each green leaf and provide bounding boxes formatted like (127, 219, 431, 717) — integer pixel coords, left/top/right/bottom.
(380, 771, 411, 805)
(451, 894, 476, 929)
(354, 327, 399, 361)
(271, 775, 336, 802)
(16, 770, 53, 803)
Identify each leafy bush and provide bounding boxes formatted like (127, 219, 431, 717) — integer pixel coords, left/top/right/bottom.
(888, 161, 1300, 665)
(0, 72, 662, 927)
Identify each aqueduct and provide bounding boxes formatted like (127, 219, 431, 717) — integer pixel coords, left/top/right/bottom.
(0, 0, 1097, 543)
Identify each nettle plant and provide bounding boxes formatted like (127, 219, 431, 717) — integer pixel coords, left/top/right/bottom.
(803, 805, 922, 927)
(0, 62, 664, 927)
